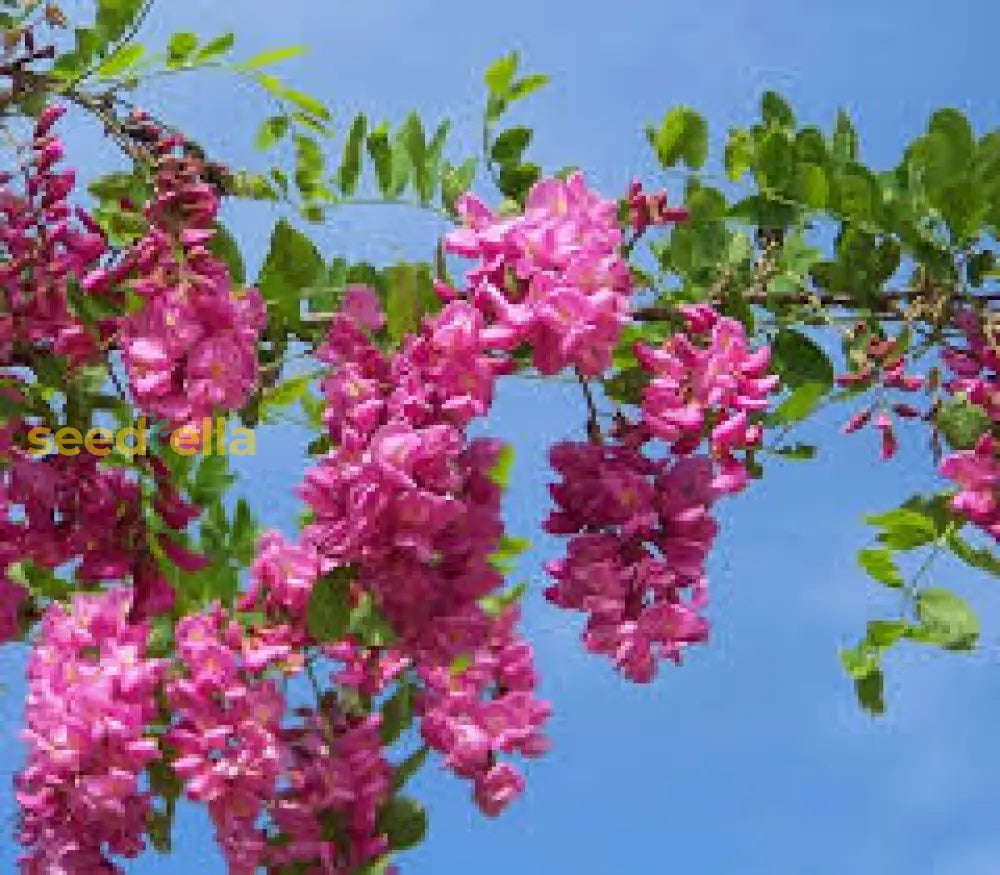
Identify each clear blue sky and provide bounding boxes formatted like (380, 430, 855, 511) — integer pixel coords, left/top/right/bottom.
(3, 1, 1000, 872)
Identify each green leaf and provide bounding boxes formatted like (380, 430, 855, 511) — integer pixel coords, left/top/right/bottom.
(260, 374, 312, 421)
(349, 593, 396, 647)
(914, 588, 979, 651)
(441, 158, 477, 214)
(509, 73, 549, 101)
(603, 366, 651, 406)
(796, 163, 829, 209)
(384, 263, 438, 342)
(762, 91, 795, 128)
(864, 508, 937, 550)
(255, 115, 289, 151)
(389, 126, 413, 198)
(854, 668, 885, 716)
(839, 644, 878, 680)
(857, 548, 903, 588)
(235, 46, 307, 70)
(147, 808, 172, 854)
(491, 126, 532, 166)
(52, 27, 101, 78)
(835, 168, 875, 220)
(484, 52, 519, 96)
(96, 0, 144, 44)
(487, 444, 515, 487)
(770, 329, 834, 389)
(402, 113, 428, 202)
(306, 568, 353, 642)
(257, 220, 324, 323)
(380, 679, 413, 745)
(928, 108, 975, 167)
(938, 394, 991, 451)
(900, 494, 954, 536)
(231, 498, 257, 566)
(480, 581, 528, 618)
(166, 32, 198, 66)
(724, 129, 753, 181)
(367, 123, 393, 195)
(194, 32, 235, 62)
(377, 797, 428, 852)
(96, 42, 145, 77)
(281, 88, 331, 123)
(967, 250, 997, 287)
(338, 113, 367, 196)
(651, 107, 708, 170)
(189, 455, 235, 506)
(773, 443, 817, 460)
(498, 162, 541, 204)
(865, 620, 908, 648)
(832, 109, 858, 164)
(769, 382, 826, 425)
(359, 857, 393, 875)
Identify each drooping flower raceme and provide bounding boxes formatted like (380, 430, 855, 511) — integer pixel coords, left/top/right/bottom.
(837, 326, 926, 461)
(545, 303, 777, 681)
(939, 309, 1000, 539)
(166, 606, 289, 874)
(545, 435, 717, 682)
(115, 113, 265, 436)
(0, 104, 111, 371)
(296, 294, 551, 815)
(17, 588, 165, 874)
(636, 303, 778, 495)
(444, 172, 635, 377)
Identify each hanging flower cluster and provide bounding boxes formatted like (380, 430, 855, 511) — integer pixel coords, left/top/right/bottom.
(17, 589, 165, 873)
(939, 309, 1000, 540)
(115, 111, 265, 436)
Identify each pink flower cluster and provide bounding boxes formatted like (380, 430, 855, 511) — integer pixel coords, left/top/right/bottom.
(0, 105, 111, 369)
(418, 607, 550, 814)
(267, 709, 393, 872)
(166, 607, 288, 873)
(545, 437, 716, 682)
(939, 310, 1000, 539)
(0, 383, 30, 642)
(295, 291, 550, 814)
(0, 443, 199, 635)
(838, 330, 925, 460)
(17, 588, 165, 873)
(636, 303, 778, 495)
(544, 304, 776, 681)
(626, 178, 690, 235)
(301, 301, 510, 658)
(444, 172, 634, 377)
(115, 112, 265, 435)
(165, 539, 399, 873)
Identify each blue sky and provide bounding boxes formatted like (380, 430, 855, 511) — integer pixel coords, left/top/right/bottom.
(3, 0, 1000, 872)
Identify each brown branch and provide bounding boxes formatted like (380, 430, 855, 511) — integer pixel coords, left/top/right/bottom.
(633, 288, 1000, 322)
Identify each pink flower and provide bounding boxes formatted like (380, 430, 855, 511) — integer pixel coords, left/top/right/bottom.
(474, 762, 525, 817)
(17, 589, 166, 872)
(342, 284, 386, 331)
(941, 434, 1000, 540)
(445, 172, 634, 376)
